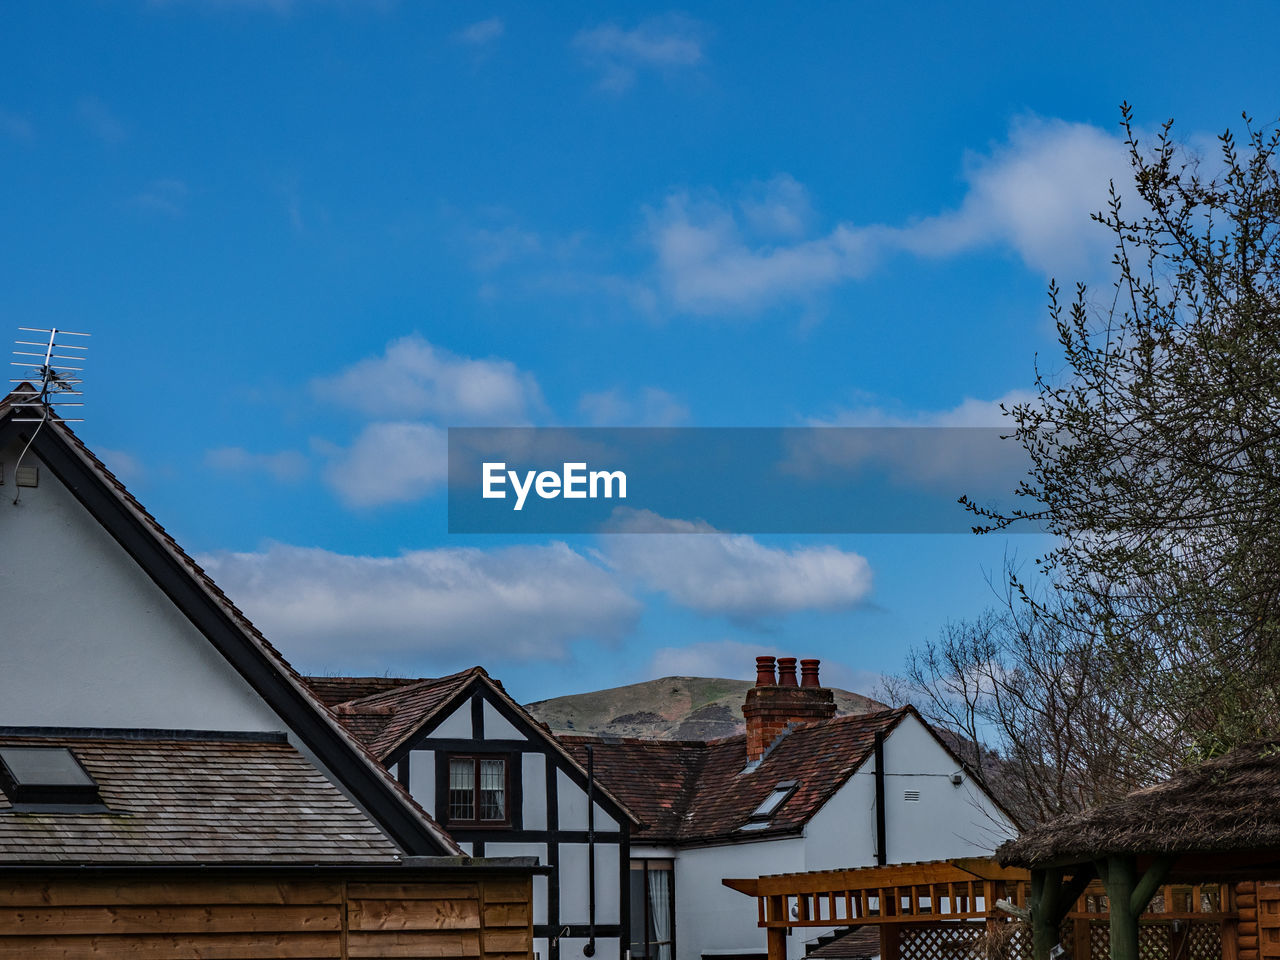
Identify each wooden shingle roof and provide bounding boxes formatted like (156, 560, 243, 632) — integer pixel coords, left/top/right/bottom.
(0, 731, 404, 864)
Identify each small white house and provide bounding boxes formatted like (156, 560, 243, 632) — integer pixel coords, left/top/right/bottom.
(560, 657, 1018, 960)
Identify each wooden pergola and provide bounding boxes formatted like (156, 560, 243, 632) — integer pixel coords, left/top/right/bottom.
(724, 857, 1238, 960)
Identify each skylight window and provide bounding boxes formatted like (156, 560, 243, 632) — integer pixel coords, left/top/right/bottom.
(0, 746, 101, 807)
(748, 780, 798, 822)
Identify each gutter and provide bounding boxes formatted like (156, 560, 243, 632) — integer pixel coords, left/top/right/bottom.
(0, 857, 552, 877)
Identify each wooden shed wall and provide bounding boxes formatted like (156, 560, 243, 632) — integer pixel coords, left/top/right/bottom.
(0, 874, 532, 959)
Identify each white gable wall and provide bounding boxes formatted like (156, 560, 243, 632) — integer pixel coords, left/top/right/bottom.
(668, 714, 1018, 960)
(827, 712, 1016, 863)
(673, 836, 805, 960)
(0, 445, 284, 732)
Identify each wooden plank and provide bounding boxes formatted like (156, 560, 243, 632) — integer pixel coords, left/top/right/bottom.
(346, 882, 479, 901)
(348, 929, 481, 958)
(0, 904, 342, 935)
(0, 880, 343, 907)
(0, 932, 341, 959)
(481, 880, 529, 904)
(482, 902, 530, 927)
(347, 897, 481, 932)
(482, 930, 529, 953)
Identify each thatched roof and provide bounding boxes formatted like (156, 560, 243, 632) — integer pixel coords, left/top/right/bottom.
(999, 740, 1280, 868)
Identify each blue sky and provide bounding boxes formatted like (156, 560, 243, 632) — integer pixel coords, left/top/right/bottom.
(3, 1, 1277, 702)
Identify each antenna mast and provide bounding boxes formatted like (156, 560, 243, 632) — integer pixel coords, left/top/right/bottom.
(9, 326, 90, 422)
(8, 327, 90, 504)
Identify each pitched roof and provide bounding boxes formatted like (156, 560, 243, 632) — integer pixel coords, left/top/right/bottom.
(315, 669, 642, 827)
(0, 391, 460, 857)
(323, 669, 483, 759)
(0, 730, 403, 864)
(998, 739, 1280, 870)
(306, 676, 421, 707)
(561, 708, 911, 844)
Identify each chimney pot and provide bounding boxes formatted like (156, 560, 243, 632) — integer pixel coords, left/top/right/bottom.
(800, 659, 821, 688)
(754, 656, 777, 687)
(777, 657, 798, 687)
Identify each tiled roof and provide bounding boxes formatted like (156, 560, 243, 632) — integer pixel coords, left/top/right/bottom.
(0, 391, 460, 857)
(314, 670, 643, 827)
(318, 670, 482, 760)
(0, 731, 404, 864)
(561, 708, 910, 844)
(305, 676, 421, 706)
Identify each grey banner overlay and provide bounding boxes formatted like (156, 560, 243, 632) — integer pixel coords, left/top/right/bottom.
(448, 427, 1036, 534)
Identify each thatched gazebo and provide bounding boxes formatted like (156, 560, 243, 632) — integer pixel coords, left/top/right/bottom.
(998, 741, 1280, 960)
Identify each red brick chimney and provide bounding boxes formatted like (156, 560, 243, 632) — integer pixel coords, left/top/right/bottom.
(743, 656, 836, 763)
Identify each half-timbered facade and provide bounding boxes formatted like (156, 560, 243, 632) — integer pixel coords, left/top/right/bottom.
(309, 669, 641, 960)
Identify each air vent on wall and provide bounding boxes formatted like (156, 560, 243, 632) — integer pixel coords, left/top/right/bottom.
(904, 789, 921, 802)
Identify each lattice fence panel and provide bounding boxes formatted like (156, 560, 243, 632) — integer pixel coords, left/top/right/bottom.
(1090, 921, 1110, 960)
(901, 922, 986, 960)
(1186, 922, 1223, 960)
(1138, 924, 1172, 960)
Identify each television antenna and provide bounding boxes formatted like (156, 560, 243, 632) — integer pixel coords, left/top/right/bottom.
(8, 326, 90, 504)
(10, 326, 89, 422)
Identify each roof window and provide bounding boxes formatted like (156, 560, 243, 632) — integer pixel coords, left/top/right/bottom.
(0, 746, 101, 807)
(748, 780, 799, 822)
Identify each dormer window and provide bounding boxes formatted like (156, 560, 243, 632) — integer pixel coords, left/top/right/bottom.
(0, 746, 101, 808)
(748, 780, 799, 822)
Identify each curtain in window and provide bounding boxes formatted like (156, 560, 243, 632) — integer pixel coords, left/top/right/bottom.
(479, 758, 505, 820)
(449, 758, 475, 820)
(647, 867, 673, 960)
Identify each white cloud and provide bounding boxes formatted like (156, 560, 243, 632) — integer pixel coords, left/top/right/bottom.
(647, 191, 877, 313)
(199, 541, 641, 668)
(0, 108, 33, 142)
(96, 447, 145, 484)
(646, 116, 1131, 315)
(739, 175, 813, 239)
(647, 638, 783, 680)
(455, 17, 504, 46)
(206, 446, 308, 483)
(784, 390, 1041, 493)
(131, 178, 189, 216)
(77, 97, 126, 144)
(322, 421, 446, 507)
(573, 14, 706, 92)
(578, 386, 688, 426)
(812, 389, 1039, 428)
(600, 511, 873, 619)
(313, 333, 542, 423)
(889, 116, 1131, 276)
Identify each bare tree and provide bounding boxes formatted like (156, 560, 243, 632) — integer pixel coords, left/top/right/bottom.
(906, 106, 1280, 818)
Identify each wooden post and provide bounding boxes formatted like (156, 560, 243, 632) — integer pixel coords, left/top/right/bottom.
(881, 923, 901, 960)
(1031, 868, 1062, 960)
(767, 896, 786, 960)
(1101, 856, 1139, 960)
(1072, 918, 1090, 960)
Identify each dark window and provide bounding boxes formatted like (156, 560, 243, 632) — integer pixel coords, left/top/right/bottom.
(630, 859, 675, 960)
(446, 756, 509, 825)
(0, 745, 101, 807)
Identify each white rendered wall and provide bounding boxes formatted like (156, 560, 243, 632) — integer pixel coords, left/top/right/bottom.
(674, 837, 805, 960)
(0, 445, 284, 732)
